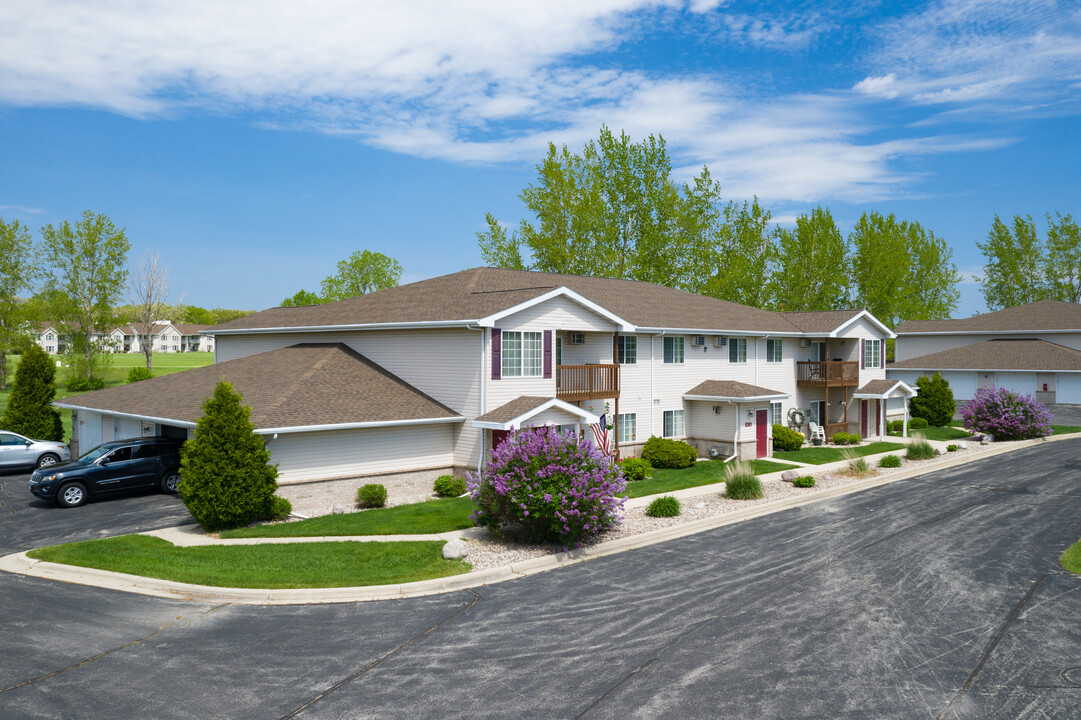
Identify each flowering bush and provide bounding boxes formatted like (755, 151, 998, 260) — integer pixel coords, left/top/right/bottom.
(960, 387, 1052, 441)
(468, 427, 626, 545)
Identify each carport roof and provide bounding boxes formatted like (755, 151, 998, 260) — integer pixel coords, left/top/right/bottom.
(54, 343, 462, 432)
(889, 339, 1081, 372)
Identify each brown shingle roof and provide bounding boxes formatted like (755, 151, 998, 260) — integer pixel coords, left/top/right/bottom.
(474, 397, 554, 424)
(215, 268, 815, 334)
(895, 300, 1081, 334)
(854, 379, 913, 396)
(56, 343, 461, 429)
(890, 339, 1081, 372)
(780, 310, 864, 333)
(684, 380, 788, 399)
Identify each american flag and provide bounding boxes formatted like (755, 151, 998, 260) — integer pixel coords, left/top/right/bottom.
(592, 413, 611, 456)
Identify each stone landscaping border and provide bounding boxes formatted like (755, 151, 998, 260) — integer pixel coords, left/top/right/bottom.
(0, 432, 1075, 605)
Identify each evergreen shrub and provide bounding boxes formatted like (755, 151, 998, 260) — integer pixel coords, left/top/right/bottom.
(910, 373, 956, 426)
(468, 427, 625, 545)
(792, 475, 815, 488)
(619, 456, 653, 482)
(645, 496, 681, 517)
(772, 424, 805, 451)
(357, 483, 388, 508)
(127, 366, 155, 383)
(888, 420, 904, 433)
(434, 475, 467, 497)
(66, 376, 105, 392)
(878, 454, 902, 468)
(178, 381, 279, 532)
(723, 461, 763, 500)
(641, 437, 697, 469)
(909, 417, 929, 429)
(832, 432, 861, 445)
(959, 387, 1052, 441)
(1, 345, 63, 441)
(264, 495, 292, 521)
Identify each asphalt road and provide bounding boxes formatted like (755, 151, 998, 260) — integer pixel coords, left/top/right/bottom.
(2, 442, 1080, 719)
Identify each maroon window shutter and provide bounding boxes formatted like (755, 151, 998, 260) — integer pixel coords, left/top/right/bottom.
(492, 329, 502, 380)
(543, 330, 552, 378)
(860, 338, 865, 369)
(880, 340, 885, 369)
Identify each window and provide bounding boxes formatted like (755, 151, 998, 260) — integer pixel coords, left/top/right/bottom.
(501, 331, 543, 377)
(663, 336, 684, 364)
(108, 446, 133, 463)
(663, 409, 685, 438)
(809, 400, 826, 425)
(555, 336, 562, 366)
(766, 338, 782, 363)
(729, 338, 747, 363)
(771, 402, 783, 426)
(618, 413, 636, 443)
(617, 335, 637, 364)
(0, 432, 24, 445)
(864, 339, 881, 368)
(554, 424, 578, 437)
(811, 341, 826, 361)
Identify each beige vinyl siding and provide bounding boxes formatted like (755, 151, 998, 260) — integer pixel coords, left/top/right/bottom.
(996, 372, 1036, 395)
(101, 415, 113, 443)
(271, 424, 455, 484)
(498, 295, 618, 333)
(687, 401, 740, 443)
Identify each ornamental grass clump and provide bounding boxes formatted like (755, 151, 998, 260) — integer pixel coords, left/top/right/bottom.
(878, 454, 902, 468)
(959, 387, 1052, 441)
(468, 427, 626, 545)
(905, 434, 937, 460)
(840, 449, 873, 478)
(723, 461, 763, 500)
(645, 496, 681, 518)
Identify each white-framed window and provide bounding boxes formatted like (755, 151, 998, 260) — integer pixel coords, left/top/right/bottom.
(618, 413, 636, 443)
(46, 345, 54, 353)
(729, 338, 747, 363)
(554, 424, 578, 438)
(617, 335, 637, 364)
(663, 336, 684, 364)
(809, 400, 826, 425)
(555, 336, 562, 366)
(766, 338, 782, 363)
(771, 402, 783, 426)
(811, 341, 826, 361)
(501, 331, 543, 377)
(663, 409, 685, 438)
(864, 339, 881, 368)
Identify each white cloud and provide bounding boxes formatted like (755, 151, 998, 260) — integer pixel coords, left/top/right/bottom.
(0, 204, 47, 215)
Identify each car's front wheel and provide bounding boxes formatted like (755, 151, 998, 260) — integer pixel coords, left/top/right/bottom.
(36, 453, 60, 469)
(160, 471, 181, 494)
(56, 482, 88, 508)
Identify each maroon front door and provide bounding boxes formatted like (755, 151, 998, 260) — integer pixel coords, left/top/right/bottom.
(755, 409, 768, 458)
(491, 429, 510, 455)
(875, 400, 881, 437)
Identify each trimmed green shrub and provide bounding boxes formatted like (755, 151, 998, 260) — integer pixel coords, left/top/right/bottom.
(1, 345, 63, 440)
(724, 462, 763, 500)
(263, 495, 292, 521)
(878, 454, 902, 468)
(792, 475, 815, 488)
(946, 444, 959, 452)
(641, 436, 697, 469)
(619, 456, 653, 482)
(888, 419, 903, 433)
(909, 417, 929, 429)
(356, 483, 388, 508)
(127, 366, 155, 383)
(433, 475, 467, 497)
(645, 496, 681, 517)
(66, 376, 106, 392)
(910, 373, 955, 427)
(179, 380, 279, 532)
(772, 424, 805, 451)
(906, 437, 937, 460)
(832, 432, 861, 445)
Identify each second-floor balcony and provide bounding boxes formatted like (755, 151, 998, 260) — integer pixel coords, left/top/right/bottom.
(555, 364, 620, 402)
(796, 360, 859, 388)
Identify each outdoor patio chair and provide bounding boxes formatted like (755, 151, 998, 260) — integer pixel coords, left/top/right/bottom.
(808, 421, 826, 443)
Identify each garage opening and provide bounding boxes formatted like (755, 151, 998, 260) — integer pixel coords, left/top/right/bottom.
(157, 424, 189, 443)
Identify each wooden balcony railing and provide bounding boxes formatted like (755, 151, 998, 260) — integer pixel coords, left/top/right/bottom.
(796, 361, 859, 388)
(556, 364, 620, 402)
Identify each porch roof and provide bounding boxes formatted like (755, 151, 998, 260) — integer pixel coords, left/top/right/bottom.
(852, 379, 917, 399)
(472, 396, 600, 431)
(683, 380, 788, 403)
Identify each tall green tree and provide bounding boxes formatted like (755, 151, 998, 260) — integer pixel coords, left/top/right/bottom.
(1044, 212, 1081, 303)
(1, 344, 62, 440)
(850, 212, 959, 327)
(320, 250, 403, 301)
(280, 289, 327, 307)
(39, 211, 130, 382)
(179, 380, 279, 531)
(477, 126, 725, 289)
(977, 214, 1047, 310)
(768, 206, 850, 311)
(0, 218, 36, 390)
(700, 198, 773, 306)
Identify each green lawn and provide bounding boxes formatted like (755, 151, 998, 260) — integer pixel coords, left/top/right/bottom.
(222, 497, 476, 538)
(1052, 425, 1081, 436)
(889, 426, 972, 442)
(1062, 539, 1081, 574)
(0, 352, 214, 441)
(773, 441, 906, 465)
(27, 535, 469, 588)
(624, 458, 799, 499)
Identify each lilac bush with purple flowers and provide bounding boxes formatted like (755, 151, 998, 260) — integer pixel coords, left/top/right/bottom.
(960, 387, 1052, 441)
(468, 426, 626, 545)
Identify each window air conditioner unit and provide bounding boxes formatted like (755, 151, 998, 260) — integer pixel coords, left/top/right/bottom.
(693, 335, 706, 347)
(800, 338, 811, 348)
(714, 336, 727, 347)
(569, 332, 585, 345)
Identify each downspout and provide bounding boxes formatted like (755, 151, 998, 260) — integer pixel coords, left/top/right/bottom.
(724, 399, 739, 462)
(468, 323, 486, 474)
(650, 330, 666, 439)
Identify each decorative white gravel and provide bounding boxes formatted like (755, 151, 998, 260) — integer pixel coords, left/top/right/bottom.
(462, 440, 1000, 572)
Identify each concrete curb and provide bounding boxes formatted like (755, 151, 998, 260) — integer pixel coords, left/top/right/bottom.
(1, 433, 1073, 605)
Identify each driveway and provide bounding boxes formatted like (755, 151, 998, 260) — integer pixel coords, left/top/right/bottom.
(2, 441, 1080, 718)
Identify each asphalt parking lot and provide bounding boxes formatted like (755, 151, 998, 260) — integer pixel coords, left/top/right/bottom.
(2, 441, 1080, 718)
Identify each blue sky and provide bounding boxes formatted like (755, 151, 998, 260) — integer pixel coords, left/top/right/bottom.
(1, 0, 1079, 317)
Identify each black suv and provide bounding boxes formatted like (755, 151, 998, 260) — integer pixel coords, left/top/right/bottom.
(29, 437, 182, 508)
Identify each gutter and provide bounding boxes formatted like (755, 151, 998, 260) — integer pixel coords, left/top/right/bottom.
(650, 330, 665, 438)
(52, 405, 197, 429)
(204, 320, 480, 336)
